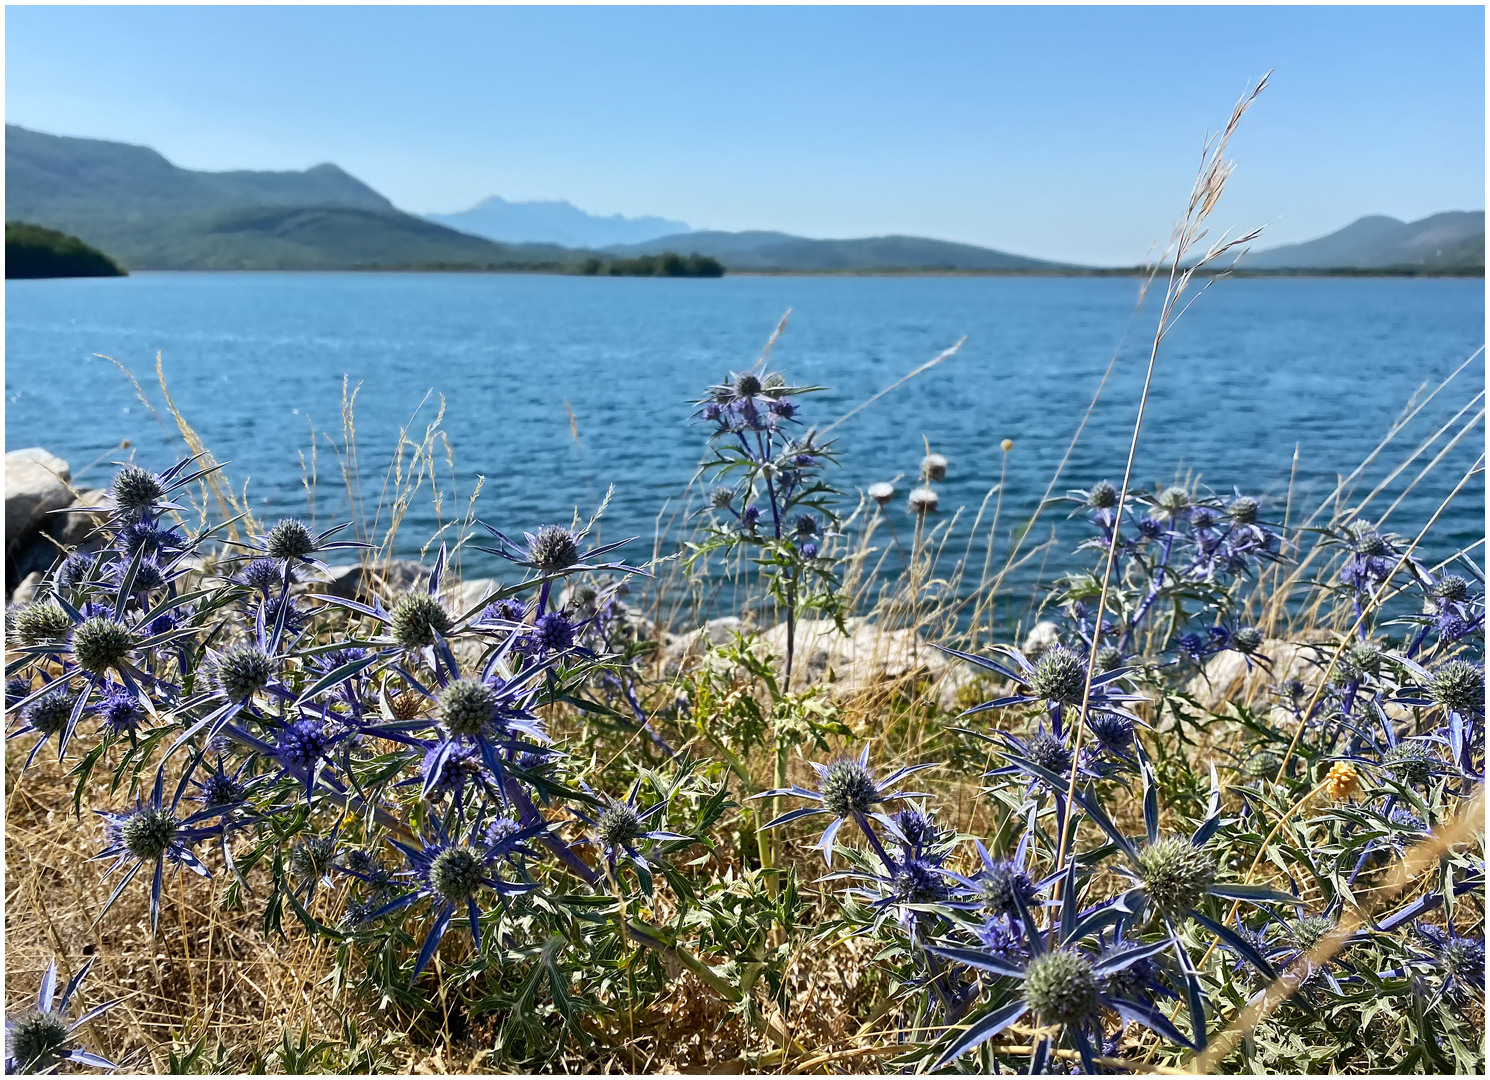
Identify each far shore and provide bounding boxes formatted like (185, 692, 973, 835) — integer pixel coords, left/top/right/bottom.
(24, 266, 1484, 280)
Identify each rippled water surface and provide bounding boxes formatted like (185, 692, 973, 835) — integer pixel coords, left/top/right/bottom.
(6, 272, 1484, 604)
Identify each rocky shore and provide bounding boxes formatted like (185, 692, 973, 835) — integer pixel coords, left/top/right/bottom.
(6, 448, 1285, 710)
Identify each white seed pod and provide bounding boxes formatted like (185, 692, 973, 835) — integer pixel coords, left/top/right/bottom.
(867, 482, 895, 506)
(908, 487, 939, 515)
(920, 453, 948, 483)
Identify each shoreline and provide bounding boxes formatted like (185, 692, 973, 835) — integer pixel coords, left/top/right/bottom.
(13, 266, 1484, 280)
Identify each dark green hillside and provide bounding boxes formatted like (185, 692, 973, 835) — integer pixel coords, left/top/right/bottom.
(603, 230, 1071, 272)
(5, 221, 125, 278)
(6, 124, 585, 270)
(1243, 211, 1484, 273)
(100, 205, 577, 271)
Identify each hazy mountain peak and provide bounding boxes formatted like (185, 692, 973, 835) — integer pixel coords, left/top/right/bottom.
(427, 195, 692, 249)
(1245, 210, 1484, 271)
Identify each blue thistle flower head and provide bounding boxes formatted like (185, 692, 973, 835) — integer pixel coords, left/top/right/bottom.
(1231, 627, 1265, 655)
(265, 518, 317, 562)
(1085, 480, 1120, 510)
(4, 958, 115, 1074)
(239, 558, 281, 594)
(478, 597, 527, 624)
(24, 688, 77, 737)
(1023, 949, 1100, 1027)
(974, 860, 1038, 916)
(421, 739, 487, 795)
(1428, 659, 1484, 716)
(1431, 574, 1473, 604)
(214, 645, 273, 701)
(889, 807, 940, 854)
(111, 465, 165, 516)
(974, 915, 1029, 962)
(194, 766, 247, 808)
(1154, 486, 1191, 520)
(740, 503, 762, 530)
(1228, 496, 1260, 524)
(116, 522, 164, 556)
(1087, 710, 1136, 754)
(6, 677, 33, 707)
(97, 690, 144, 736)
(485, 817, 523, 847)
(56, 553, 98, 592)
(1136, 517, 1164, 540)
(525, 525, 582, 573)
(274, 716, 333, 779)
(891, 858, 948, 905)
(1177, 632, 1207, 662)
(71, 617, 137, 675)
(531, 611, 576, 653)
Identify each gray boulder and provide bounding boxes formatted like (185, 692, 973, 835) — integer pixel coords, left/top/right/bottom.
(53, 489, 113, 552)
(316, 559, 430, 602)
(5, 448, 71, 556)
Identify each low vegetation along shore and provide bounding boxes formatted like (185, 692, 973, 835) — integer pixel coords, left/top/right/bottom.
(4, 84, 1483, 1076)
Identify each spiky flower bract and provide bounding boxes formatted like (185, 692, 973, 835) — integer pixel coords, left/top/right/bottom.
(1027, 645, 1087, 705)
(70, 617, 136, 675)
(1135, 836, 1216, 922)
(820, 758, 878, 818)
(527, 525, 581, 573)
(215, 645, 273, 701)
(440, 678, 496, 739)
(10, 599, 72, 646)
(390, 594, 452, 649)
(265, 518, 316, 561)
(1429, 659, 1484, 715)
(111, 465, 164, 514)
(1023, 950, 1099, 1027)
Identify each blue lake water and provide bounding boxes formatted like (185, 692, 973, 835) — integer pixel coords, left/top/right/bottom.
(5, 272, 1485, 608)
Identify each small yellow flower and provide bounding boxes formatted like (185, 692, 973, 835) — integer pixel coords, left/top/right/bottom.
(1323, 762, 1360, 801)
(1001, 438, 1015, 452)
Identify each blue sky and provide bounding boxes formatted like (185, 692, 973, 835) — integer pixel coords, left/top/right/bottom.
(6, 5, 1484, 265)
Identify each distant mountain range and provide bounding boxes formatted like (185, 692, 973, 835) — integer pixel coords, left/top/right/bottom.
(426, 196, 691, 248)
(5, 125, 579, 270)
(1241, 211, 1484, 272)
(601, 230, 1068, 272)
(5, 123, 1482, 275)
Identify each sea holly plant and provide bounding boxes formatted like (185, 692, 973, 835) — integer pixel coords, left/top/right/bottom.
(687, 365, 847, 878)
(4, 454, 745, 1065)
(4, 958, 115, 1074)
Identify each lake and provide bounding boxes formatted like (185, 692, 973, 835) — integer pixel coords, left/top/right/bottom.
(5, 272, 1484, 611)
